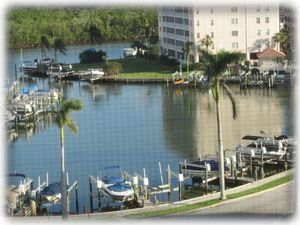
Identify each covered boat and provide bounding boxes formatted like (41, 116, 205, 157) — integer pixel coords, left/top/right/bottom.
(98, 165, 134, 202)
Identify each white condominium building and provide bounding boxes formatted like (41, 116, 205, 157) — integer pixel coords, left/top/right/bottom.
(158, 5, 282, 62)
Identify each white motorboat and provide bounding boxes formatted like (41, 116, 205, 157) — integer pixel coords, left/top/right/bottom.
(236, 135, 287, 159)
(123, 48, 137, 57)
(80, 68, 105, 81)
(20, 61, 37, 73)
(46, 64, 74, 77)
(98, 165, 134, 202)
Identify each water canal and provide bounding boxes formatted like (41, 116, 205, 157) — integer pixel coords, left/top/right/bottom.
(6, 43, 294, 213)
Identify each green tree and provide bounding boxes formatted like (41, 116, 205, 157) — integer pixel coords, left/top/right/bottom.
(199, 49, 242, 200)
(182, 41, 193, 74)
(273, 25, 293, 62)
(85, 23, 103, 45)
(200, 35, 214, 51)
(40, 35, 51, 58)
(52, 98, 83, 219)
(53, 38, 67, 62)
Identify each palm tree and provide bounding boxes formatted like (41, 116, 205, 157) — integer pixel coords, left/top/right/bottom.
(182, 41, 193, 74)
(85, 23, 103, 45)
(52, 97, 83, 219)
(273, 25, 292, 62)
(200, 35, 214, 51)
(53, 38, 67, 62)
(40, 35, 51, 59)
(199, 49, 242, 200)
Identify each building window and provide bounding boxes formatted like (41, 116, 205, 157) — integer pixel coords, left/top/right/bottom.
(266, 41, 270, 47)
(231, 7, 237, 12)
(184, 19, 189, 25)
(265, 17, 269, 23)
(175, 17, 184, 24)
(256, 17, 260, 24)
(197, 20, 199, 26)
(163, 38, 167, 43)
(190, 20, 193, 26)
(231, 18, 238, 24)
(232, 42, 239, 48)
(196, 8, 199, 14)
(257, 29, 261, 36)
(211, 32, 214, 38)
(197, 33, 200, 38)
(256, 7, 260, 12)
(210, 8, 214, 13)
(168, 49, 176, 57)
(184, 30, 189, 37)
(265, 7, 269, 12)
(256, 40, 261, 48)
(232, 31, 238, 36)
(167, 38, 175, 45)
(266, 29, 270, 35)
(175, 29, 184, 36)
(168, 27, 175, 34)
(175, 40, 184, 47)
(211, 20, 214, 25)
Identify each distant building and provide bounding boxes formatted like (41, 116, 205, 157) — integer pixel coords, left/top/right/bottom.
(158, 5, 290, 62)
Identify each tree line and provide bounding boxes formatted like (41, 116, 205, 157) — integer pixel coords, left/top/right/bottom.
(7, 7, 158, 48)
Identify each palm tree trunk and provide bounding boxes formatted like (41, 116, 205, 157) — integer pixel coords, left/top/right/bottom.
(215, 81, 226, 200)
(60, 127, 68, 219)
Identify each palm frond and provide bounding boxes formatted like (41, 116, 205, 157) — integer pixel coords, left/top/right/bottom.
(66, 117, 78, 134)
(58, 99, 83, 118)
(222, 83, 238, 119)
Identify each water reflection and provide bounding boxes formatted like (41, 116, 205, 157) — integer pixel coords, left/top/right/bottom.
(162, 84, 293, 159)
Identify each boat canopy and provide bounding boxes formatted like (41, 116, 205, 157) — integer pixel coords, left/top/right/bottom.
(242, 135, 264, 141)
(100, 165, 120, 171)
(40, 182, 61, 196)
(7, 172, 26, 178)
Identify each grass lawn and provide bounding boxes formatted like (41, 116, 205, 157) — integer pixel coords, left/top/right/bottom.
(72, 57, 176, 79)
(126, 173, 294, 219)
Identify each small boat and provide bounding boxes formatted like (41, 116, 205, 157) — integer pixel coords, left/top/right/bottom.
(20, 61, 37, 73)
(123, 48, 137, 57)
(80, 68, 105, 81)
(174, 78, 184, 85)
(182, 159, 230, 172)
(39, 182, 61, 203)
(236, 135, 287, 158)
(46, 63, 74, 77)
(98, 165, 134, 202)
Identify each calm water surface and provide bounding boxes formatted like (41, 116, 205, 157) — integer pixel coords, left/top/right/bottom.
(6, 43, 294, 212)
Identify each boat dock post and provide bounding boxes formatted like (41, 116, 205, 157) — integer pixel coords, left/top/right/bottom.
(66, 180, 79, 214)
(260, 150, 265, 179)
(143, 168, 149, 200)
(166, 164, 171, 201)
(88, 176, 94, 213)
(178, 164, 183, 201)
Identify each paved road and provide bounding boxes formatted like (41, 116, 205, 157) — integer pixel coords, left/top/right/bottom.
(162, 181, 296, 221)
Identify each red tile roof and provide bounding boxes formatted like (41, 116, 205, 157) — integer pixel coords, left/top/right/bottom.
(257, 48, 286, 59)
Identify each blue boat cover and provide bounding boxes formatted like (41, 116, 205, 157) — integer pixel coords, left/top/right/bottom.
(102, 176, 124, 184)
(191, 159, 230, 171)
(100, 165, 120, 171)
(40, 182, 61, 196)
(7, 172, 26, 178)
(107, 183, 132, 192)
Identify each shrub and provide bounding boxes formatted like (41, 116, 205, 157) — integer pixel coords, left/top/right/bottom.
(79, 48, 107, 63)
(107, 62, 122, 75)
(144, 46, 159, 61)
(159, 55, 179, 67)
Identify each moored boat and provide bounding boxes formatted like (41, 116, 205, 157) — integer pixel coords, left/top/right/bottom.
(98, 165, 134, 202)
